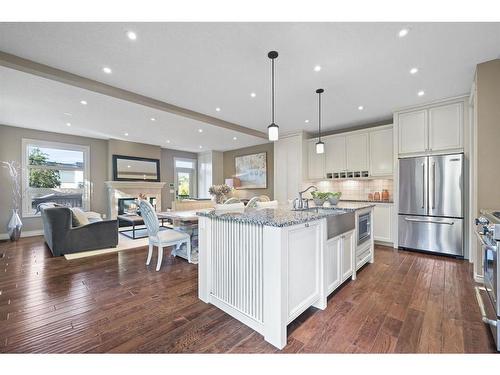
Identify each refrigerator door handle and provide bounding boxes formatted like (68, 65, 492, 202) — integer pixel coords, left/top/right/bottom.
(404, 217, 455, 225)
(421, 163, 425, 209)
(431, 162, 436, 209)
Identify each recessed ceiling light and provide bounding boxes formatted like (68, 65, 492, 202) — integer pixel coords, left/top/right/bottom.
(199, 145, 203, 149)
(417, 90, 425, 97)
(124, 132, 129, 136)
(398, 28, 409, 38)
(358, 106, 364, 111)
(127, 165, 131, 168)
(80, 100, 87, 105)
(66, 122, 71, 127)
(126, 31, 137, 40)
(305, 119, 309, 123)
(250, 92, 256, 98)
(314, 65, 322, 72)
(410, 67, 419, 75)
(198, 129, 203, 133)
(150, 117, 156, 121)
(102, 67, 112, 74)
(233, 136, 237, 140)
(215, 107, 221, 112)
(166, 140, 170, 143)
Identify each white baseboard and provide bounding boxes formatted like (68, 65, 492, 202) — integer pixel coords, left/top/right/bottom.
(0, 229, 44, 241)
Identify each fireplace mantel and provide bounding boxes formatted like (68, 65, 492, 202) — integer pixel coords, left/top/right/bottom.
(105, 181, 166, 189)
(105, 181, 166, 219)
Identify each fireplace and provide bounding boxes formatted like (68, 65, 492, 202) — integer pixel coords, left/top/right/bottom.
(118, 197, 158, 215)
(105, 181, 166, 219)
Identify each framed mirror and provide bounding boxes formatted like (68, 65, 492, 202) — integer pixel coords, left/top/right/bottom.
(112, 155, 160, 182)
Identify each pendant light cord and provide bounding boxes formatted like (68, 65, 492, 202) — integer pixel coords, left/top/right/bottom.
(318, 90, 322, 141)
(271, 57, 275, 124)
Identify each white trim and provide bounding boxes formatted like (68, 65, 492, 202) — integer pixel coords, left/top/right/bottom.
(21, 138, 90, 218)
(0, 229, 44, 240)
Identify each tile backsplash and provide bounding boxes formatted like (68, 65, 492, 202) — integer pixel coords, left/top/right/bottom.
(301, 179, 393, 202)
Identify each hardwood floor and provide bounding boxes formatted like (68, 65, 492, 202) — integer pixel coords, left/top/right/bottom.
(0, 236, 496, 353)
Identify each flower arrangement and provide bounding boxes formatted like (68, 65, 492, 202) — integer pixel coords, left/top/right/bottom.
(2, 161, 22, 211)
(208, 184, 232, 204)
(2, 161, 23, 241)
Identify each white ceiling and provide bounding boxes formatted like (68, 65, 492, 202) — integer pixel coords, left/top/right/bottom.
(1, 22, 500, 149)
(0, 66, 264, 152)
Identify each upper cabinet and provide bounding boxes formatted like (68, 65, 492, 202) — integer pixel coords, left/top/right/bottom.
(396, 98, 465, 156)
(306, 124, 394, 180)
(307, 139, 326, 180)
(369, 127, 394, 176)
(325, 135, 346, 173)
(428, 102, 463, 151)
(346, 133, 369, 171)
(398, 110, 427, 154)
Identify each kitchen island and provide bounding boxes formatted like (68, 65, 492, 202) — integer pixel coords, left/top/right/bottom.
(197, 204, 374, 349)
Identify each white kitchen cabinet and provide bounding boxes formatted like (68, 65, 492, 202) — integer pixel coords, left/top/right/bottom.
(369, 127, 393, 176)
(397, 99, 465, 156)
(398, 109, 427, 155)
(325, 236, 342, 294)
(307, 139, 325, 180)
(346, 133, 369, 171)
(325, 230, 355, 295)
(428, 102, 463, 151)
(340, 230, 355, 282)
(274, 133, 306, 204)
(325, 135, 346, 173)
(373, 203, 393, 243)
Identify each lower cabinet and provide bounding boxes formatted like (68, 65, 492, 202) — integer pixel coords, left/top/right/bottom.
(325, 230, 355, 295)
(373, 203, 393, 243)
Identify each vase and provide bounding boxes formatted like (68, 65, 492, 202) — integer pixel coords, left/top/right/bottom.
(8, 209, 23, 241)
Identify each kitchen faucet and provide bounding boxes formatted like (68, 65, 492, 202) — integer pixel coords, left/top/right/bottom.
(293, 185, 318, 210)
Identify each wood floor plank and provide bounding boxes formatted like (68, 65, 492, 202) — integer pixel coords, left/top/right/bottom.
(0, 237, 496, 353)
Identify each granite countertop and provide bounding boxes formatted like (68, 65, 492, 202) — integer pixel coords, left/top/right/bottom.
(480, 208, 500, 224)
(340, 199, 394, 204)
(197, 202, 375, 227)
(197, 206, 350, 227)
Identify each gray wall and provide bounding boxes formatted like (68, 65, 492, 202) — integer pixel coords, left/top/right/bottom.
(108, 139, 161, 180)
(0, 124, 108, 233)
(160, 148, 198, 210)
(222, 142, 274, 200)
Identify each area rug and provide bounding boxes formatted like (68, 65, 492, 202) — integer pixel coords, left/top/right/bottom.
(64, 234, 148, 260)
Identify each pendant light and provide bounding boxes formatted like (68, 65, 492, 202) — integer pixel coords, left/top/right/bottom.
(315, 88, 325, 154)
(267, 51, 279, 141)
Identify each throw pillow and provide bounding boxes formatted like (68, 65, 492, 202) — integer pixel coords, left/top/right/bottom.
(70, 207, 90, 227)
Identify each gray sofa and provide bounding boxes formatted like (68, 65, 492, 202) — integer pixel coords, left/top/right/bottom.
(41, 206, 118, 256)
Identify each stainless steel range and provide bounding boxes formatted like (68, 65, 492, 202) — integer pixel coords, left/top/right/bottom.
(474, 210, 500, 351)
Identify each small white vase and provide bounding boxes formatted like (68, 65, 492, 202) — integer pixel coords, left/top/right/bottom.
(8, 209, 23, 241)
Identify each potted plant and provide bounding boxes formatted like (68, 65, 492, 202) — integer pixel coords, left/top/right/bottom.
(328, 192, 342, 206)
(311, 191, 331, 207)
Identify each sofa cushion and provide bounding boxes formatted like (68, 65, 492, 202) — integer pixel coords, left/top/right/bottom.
(70, 207, 90, 227)
(84, 211, 103, 223)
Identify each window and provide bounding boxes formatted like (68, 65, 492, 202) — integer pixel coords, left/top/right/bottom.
(22, 139, 90, 217)
(174, 157, 197, 199)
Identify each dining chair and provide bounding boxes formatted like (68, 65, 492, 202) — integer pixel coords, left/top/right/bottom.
(246, 196, 260, 208)
(258, 195, 271, 202)
(223, 197, 241, 204)
(255, 200, 279, 209)
(214, 202, 245, 212)
(139, 200, 191, 270)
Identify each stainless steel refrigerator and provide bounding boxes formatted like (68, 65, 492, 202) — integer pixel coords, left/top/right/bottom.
(398, 153, 464, 257)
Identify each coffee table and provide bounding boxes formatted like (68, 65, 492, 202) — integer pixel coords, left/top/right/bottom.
(117, 214, 169, 239)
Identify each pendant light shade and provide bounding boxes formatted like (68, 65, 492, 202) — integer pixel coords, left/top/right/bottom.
(267, 51, 279, 141)
(315, 88, 325, 154)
